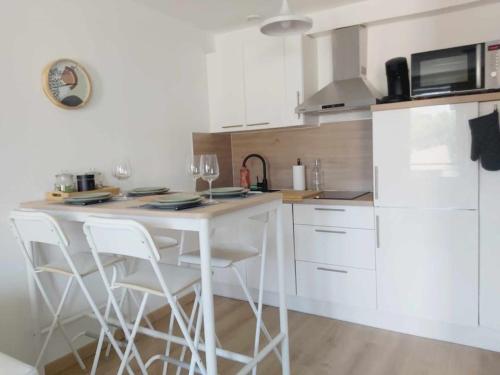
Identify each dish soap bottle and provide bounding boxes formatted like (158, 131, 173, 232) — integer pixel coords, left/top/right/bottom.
(312, 159, 322, 191)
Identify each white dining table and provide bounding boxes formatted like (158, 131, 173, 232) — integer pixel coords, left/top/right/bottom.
(21, 192, 290, 375)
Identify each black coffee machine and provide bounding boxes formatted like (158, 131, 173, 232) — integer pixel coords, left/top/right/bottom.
(380, 57, 410, 103)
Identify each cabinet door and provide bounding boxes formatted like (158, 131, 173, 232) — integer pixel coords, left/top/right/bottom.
(207, 36, 246, 132)
(373, 103, 479, 209)
(283, 36, 318, 127)
(246, 204, 296, 295)
(376, 207, 478, 326)
(243, 36, 286, 129)
(479, 100, 500, 330)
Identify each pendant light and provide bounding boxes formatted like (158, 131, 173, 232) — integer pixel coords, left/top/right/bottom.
(260, 0, 313, 36)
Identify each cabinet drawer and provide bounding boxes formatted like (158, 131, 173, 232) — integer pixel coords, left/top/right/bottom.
(295, 225, 375, 269)
(293, 204, 374, 229)
(296, 261, 376, 308)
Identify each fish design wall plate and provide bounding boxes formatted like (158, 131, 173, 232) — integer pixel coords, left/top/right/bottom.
(42, 59, 92, 109)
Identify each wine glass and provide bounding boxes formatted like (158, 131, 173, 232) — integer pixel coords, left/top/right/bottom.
(112, 159, 132, 199)
(200, 154, 219, 203)
(187, 155, 202, 190)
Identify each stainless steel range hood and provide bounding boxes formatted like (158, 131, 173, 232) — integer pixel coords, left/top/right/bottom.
(296, 25, 381, 114)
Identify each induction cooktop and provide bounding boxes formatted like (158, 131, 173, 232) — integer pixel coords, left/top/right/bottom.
(313, 191, 370, 200)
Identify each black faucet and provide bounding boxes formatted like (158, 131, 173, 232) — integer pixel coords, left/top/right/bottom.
(242, 153, 269, 192)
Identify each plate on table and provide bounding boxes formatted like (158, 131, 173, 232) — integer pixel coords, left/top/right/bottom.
(145, 197, 203, 210)
(64, 192, 112, 205)
(202, 187, 248, 198)
(128, 187, 170, 196)
(154, 193, 202, 204)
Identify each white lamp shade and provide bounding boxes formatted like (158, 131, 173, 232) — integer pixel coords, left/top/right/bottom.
(260, 0, 313, 36)
(260, 14, 313, 36)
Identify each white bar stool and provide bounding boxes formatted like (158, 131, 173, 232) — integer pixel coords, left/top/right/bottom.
(83, 216, 207, 375)
(0, 352, 39, 375)
(9, 210, 139, 375)
(178, 214, 281, 374)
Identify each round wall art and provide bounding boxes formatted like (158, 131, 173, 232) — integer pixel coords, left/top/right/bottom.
(42, 59, 92, 109)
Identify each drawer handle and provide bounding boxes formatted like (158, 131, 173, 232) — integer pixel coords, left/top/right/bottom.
(314, 208, 346, 212)
(222, 124, 244, 129)
(317, 267, 348, 274)
(315, 229, 346, 234)
(246, 122, 270, 127)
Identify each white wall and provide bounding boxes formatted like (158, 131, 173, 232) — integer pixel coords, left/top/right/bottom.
(366, 1, 500, 95)
(0, 0, 210, 364)
(314, 1, 500, 96)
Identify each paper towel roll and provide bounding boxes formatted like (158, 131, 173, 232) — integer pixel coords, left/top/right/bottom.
(293, 165, 306, 190)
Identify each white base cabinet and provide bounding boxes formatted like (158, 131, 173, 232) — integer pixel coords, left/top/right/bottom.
(376, 207, 479, 327)
(211, 204, 296, 296)
(296, 261, 376, 309)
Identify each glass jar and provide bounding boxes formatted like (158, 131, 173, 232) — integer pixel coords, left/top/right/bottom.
(311, 159, 322, 191)
(55, 173, 75, 192)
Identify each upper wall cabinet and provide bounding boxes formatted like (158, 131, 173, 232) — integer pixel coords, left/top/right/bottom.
(207, 29, 317, 133)
(206, 33, 246, 131)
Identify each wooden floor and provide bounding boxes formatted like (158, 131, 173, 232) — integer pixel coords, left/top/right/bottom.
(59, 296, 500, 375)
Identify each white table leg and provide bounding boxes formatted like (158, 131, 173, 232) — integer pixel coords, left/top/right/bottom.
(276, 205, 291, 375)
(199, 219, 218, 375)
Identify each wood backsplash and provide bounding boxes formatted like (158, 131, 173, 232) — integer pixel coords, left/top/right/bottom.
(193, 120, 373, 192)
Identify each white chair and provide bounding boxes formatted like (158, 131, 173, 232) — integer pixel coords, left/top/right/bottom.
(178, 214, 281, 374)
(83, 216, 207, 375)
(9, 210, 142, 375)
(0, 352, 39, 375)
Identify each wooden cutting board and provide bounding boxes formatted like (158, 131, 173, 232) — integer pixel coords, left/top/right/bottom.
(46, 186, 120, 201)
(281, 190, 321, 201)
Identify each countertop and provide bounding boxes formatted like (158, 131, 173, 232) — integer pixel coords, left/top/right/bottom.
(371, 91, 500, 112)
(283, 192, 374, 206)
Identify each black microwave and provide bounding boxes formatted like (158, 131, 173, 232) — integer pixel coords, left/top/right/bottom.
(411, 41, 500, 98)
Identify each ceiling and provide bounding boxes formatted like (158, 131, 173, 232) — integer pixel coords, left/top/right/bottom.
(135, 0, 364, 33)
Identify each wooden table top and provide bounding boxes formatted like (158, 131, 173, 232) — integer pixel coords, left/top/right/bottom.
(20, 192, 283, 219)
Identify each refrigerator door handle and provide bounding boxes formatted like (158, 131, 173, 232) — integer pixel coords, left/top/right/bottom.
(376, 215, 380, 248)
(374, 166, 379, 200)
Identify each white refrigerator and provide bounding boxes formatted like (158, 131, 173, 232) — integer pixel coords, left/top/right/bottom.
(373, 102, 479, 327)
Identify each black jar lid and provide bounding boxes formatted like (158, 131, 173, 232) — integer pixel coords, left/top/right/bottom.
(77, 174, 95, 180)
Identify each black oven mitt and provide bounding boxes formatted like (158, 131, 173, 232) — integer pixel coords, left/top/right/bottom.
(469, 110, 500, 171)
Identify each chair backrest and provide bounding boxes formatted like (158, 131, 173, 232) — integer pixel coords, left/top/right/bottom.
(9, 210, 69, 247)
(83, 217, 160, 261)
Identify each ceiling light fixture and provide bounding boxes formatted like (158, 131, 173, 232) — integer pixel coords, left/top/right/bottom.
(260, 0, 313, 36)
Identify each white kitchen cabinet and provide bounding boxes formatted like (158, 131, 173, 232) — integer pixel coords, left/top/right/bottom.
(283, 36, 318, 127)
(206, 32, 246, 132)
(478, 100, 500, 330)
(296, 261, 376, 309)
(294, 225, 375, 270)
(243, 35, 285, 129)
(293, 204, 375, 229)
(211, 204, 296, 296)
(376, 207, 478, 327)
(246, 204, 296, 295)
(207, 28, 317, 133)
(373, 103, 479, 209)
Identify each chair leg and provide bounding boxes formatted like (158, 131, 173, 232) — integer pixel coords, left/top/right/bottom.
(176, 286, 201, 375)
(118, 292, 149, 375)
(34, 276, 86, 370)
(189, 290, 204, 375)
(104, 286, 128, 359)
(232, 266, 281, 362)
(91, 292, 113, 375)
(162, 302, 176, 375)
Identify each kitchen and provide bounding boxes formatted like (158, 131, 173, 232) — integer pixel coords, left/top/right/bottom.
(3, 1, 500, 375)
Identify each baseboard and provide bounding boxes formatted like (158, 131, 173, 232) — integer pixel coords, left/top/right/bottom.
(44, 293, 195, 375)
